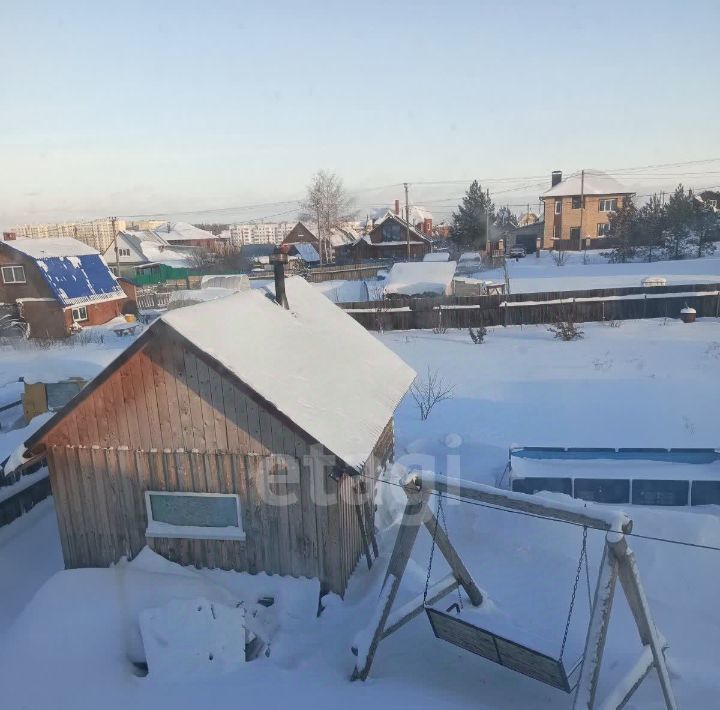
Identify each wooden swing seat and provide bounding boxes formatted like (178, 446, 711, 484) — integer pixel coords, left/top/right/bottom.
(425, 606, 582, 693)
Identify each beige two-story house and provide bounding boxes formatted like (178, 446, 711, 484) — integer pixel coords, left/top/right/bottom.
(541, 170, 634, 249)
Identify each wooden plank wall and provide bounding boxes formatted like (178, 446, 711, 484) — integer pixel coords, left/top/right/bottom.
(46, 444, 381, 596)
(39, 330, 396, 595)
(44, 332, 305, 458)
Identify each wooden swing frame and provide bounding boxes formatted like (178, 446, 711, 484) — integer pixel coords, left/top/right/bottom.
(352, 472, 677, 710)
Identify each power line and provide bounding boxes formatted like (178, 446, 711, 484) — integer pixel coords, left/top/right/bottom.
(13, 158, 720, 228)
(357, 470, 720, 554)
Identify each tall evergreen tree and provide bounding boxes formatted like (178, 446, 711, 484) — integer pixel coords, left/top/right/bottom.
(637, 194, 665, 262)
(663, 184, 696, 260)
(606, 196, 641, 263)
(451, 181, 495, 249)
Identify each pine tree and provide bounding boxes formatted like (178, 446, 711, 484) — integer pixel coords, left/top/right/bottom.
(663, 185, 696, 260)
(451, 181, 495, 249)
(690, 205, 717, 258)
(637, 194, 665, 262)
(606, 196, 641, 263)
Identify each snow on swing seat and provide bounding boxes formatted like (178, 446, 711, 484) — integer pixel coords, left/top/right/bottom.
(425, 597, 586, 692)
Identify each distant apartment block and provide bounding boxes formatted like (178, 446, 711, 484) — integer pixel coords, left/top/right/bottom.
(13, 219, 127, 253)
(229, 222, 292, 246)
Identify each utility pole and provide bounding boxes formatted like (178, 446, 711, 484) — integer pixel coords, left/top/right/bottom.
(579, 169, 585, 248)
(485, 188, 491, 255)
(111, 216, 120, 276)
(404, 182, 410, 260)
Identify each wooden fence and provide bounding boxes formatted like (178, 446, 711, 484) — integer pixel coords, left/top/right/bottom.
(0, 468, 51, 528)
(305, 261, 393, 283)
(339, 282, 720, 330)
(136, 290, 173, 310)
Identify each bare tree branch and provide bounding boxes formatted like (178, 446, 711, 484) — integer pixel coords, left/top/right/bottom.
(299, 170, 356, 263)
(410, 367, 455, 421)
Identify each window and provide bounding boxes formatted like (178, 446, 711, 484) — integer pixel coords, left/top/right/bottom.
(71, 306, 88, 322)
(511, 477, 572, 496)
(572, 196, 583, 209)
(597, 223, 610, 236)
(631, 480, 689, 506)
(145, 491, 244, 540)
(690, 481, 720, 506)
(707, 199, 717, 209)
(554, 199, 562, 215)
(553, 224, 561, 239)
(569, 227, 581, 240)
(1, 265, 26, 284)
(599, 198, 618, 212)
(574, 478, 630, 504)
(118, 248, 131, 257)
(381, 221, 403, 242)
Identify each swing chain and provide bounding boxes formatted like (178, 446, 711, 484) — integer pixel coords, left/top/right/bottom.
(438, 491, 464, 612)
(559, 525, 588, 662)
(423, 493, 463, 612)
(423, 493, 442, 605)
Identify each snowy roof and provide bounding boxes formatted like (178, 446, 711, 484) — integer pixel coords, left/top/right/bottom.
(200, 274, 251, 291)
(367, 205, 432, 226)
(292, 242, 320, 263)
(542, 170, 633, 198)
(373, 211, 431, 242)
(167, 287, 236, 307)
(384, 261, 457, 296)
(459, 251, 482, 262)
(329, 225, 359, 247)
(161, 277, 415, 470)
(139, 243, 194, 269)
(423, 252, 450, 262)
(2, 238, 125, 307)
(5, 237, 99, 259)
(153, 222, 218, 242)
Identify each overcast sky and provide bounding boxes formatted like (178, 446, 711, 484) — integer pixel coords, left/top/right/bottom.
(1, 0, 719, 229)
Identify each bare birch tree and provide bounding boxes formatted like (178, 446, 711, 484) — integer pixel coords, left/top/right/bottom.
(300, 170, 355, 263)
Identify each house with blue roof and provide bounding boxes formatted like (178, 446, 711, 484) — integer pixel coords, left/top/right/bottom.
(0, 237, 127, 338)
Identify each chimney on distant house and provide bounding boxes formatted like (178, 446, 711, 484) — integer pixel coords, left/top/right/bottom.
(394, 199, 400, 215)
(270, 247, 289, 309)
(551, 171, 562, 187)
(422, 217, 432, 235)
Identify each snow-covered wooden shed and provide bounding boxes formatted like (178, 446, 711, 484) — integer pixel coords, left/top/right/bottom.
(24, 277, 415, 595)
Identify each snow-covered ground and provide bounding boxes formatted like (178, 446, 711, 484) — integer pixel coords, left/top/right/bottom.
(313, 251, 720, 304)
(1, 318, 719, 709)
(479, 250, 720, 294)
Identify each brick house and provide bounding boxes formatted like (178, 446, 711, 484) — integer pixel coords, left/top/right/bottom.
(350, 212, 432, 261)
(0, 237, 126, 338)
(541, 170, 634, 249)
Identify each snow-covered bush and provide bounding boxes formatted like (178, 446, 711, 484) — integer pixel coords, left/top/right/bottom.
(548, 319, 584, 341)
(468, 326, 488, 344)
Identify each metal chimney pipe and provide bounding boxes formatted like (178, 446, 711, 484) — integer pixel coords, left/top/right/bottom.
(269, 250, 289, 309)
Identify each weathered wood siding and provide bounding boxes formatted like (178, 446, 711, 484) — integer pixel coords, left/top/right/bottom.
(42, 331, 394, 596)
